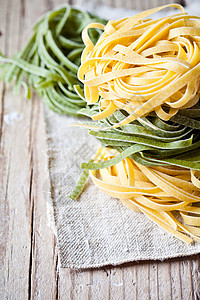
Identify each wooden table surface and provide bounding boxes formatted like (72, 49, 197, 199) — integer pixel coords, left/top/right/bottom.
(1, 0, 200, 299)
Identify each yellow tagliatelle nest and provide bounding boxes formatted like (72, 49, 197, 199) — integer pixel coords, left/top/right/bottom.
(91, 148, 200, 243)
(78, 4, 200, 127)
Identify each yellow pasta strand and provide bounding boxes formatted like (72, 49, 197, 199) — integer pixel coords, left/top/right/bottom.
(79, 5, 200, 126)
(90, 148, 200, 243)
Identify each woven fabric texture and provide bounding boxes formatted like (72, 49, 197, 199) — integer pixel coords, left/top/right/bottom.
(44, 108, 200, 269)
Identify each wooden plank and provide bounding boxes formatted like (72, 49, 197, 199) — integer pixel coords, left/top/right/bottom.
(70, 270, 92, 300)
(123, 265, 137, 300)
(58, 267, 72, 299)
(90, 268, 110, 300)
(0, 0, 10, 290)
(170, 261, 182, 300)
(0, 0, 57, 299)
(22, 0, 61, 299)
(149, 262, 159, 300)
(191, 256, 200, 300)
(92, 0, 182, 10)
(179, 259, 193, 300)
(28, 95, 58, 300)
(109, 267, 124, 300)
(136, 263, 150, 299)
(157, 261, 172, 300)
(0, 0, 32, 298)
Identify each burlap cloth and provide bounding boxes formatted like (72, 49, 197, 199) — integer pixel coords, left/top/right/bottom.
(44, 2, 200, 269)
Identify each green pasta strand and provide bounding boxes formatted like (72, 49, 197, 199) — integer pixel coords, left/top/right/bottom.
(80, 106, 200, 172)
(69, 169, 90, 200)
(0, 5, 107, 117)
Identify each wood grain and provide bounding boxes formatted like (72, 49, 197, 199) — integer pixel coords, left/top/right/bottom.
(0, 0, 200, 299)
(90, 0, 179, 10)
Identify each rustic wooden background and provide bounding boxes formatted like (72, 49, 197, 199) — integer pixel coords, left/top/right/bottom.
(1, 0, 200, 299)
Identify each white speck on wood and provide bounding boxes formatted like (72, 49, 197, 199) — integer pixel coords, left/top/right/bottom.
(4, 112, 22, 125)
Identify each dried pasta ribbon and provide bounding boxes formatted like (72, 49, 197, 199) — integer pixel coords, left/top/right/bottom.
(78, 4, 200, 127)
(90, 148, 200, 243)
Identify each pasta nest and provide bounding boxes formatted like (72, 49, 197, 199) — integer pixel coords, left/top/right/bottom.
(90, 147, 200, 243)
(78, 4, 200, 128)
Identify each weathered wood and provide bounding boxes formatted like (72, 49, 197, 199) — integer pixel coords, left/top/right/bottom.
(109, 268, 124, 300)
(191, 257, 200, 300)
(136, 263, 150, 299)
(90, 268, 110, 300)
(24, 0, 59, 298)
(170, 261, 182, 300)
(87, 0, 181, 10)
(58, 268, 72, 299)
(0, 0, 10, 284)
(0, 0, 57, 299)
(179, 260, 193, 300)
(0, 0, 32, 298)
(123, 265, 137, 300)
(157, 261, 172, 300)
(72, 270, 92, 300)
(1, 1, 200, 300)
(149, 262, 159, 300)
